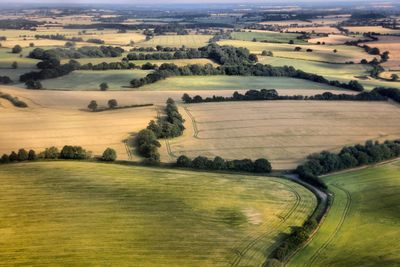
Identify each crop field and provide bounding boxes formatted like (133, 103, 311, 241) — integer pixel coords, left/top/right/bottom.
(40, 70, 151, 90)
(286, 26, 341, 34)
(230, 31, 307, 44)
(344, 26, 400, 34)
(308, 34, 368, 45)
(217, 40, 374, 63)
(0, 161, 317, 266)
(82, 32, 146, 46)
(258, 20, 314, 27)
(138, 34, 213, 48)
(139, 76, 345, 91)
(288, 160, 400, 267)
(161, 101, 400, 169)
(369, 36, 400, 70)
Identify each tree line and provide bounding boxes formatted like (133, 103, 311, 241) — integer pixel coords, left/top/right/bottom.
(372, 87, 400, 103)
(181, 89, 387, 104)
(28, 46, 124, 60)
(0, 92, 28, 108)
(0, 146, 117, 164)
(136, 98, 185, 163)
(176, 155, 272, 173)
(296, 139, 400, 189)
(0, 76, 12, 84)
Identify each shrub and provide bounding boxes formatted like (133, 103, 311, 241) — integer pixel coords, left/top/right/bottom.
(102, 148, 117, 161)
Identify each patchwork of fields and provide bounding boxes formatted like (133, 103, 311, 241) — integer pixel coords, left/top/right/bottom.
(289, 160, 400, 267)
(0, 161, 317, 266)
(162, 101, 400, 169)
(231, 31, 307, 44)
(138, 34, 213, 48)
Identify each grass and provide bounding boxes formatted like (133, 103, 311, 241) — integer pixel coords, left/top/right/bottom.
(40, 69, 151, 90)
(0, 47, 39, 68)
(138, 34, 212, 48)
(230, 31, 307, 44)
(161, 101, 400, 169)
(0, 161, 317, 266)
(139, 76, 344, 91)
(288, 160, 400, 267)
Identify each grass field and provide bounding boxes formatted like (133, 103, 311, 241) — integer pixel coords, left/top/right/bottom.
(40, 70, 150, 90)
(288, 160, 400, 266)
(230, 31, 307, 44)
(138, 34, 212, 48)
(217, 40, 374, 63)
(0, 47, 39, 68)
(0, 161, 317, 266)
(161, 101, 400, 169)
(139, 76, 345, 91)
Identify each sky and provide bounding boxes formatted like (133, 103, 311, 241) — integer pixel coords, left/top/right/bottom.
(0, 0, 376, 3)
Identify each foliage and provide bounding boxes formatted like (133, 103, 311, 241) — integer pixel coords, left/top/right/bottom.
(102, 148, 117, 161)
(60, 145, 90, 160)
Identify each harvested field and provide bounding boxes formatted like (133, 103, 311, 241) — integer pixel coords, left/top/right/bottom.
(137, 34, 212, 48)
(161, 101, 400, 169)
(286, 26, 341, 34)
(82, 32, 146, 46)
(231, 31, 306, 44)
(369, 36, 400, 70)
(0, 161, 316, 266)
(308, 34, 369, 45)
(289, 160, 400, 267)
(344, 26, 400, 34)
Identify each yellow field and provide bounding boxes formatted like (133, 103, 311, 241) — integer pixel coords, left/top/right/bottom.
(308, 34, 368, 45)
(82, 32, 146, 46)
(218, 40, 374, 63)
(161, 101, 400, 170)
(344, 26, 400, 34)
(138, 34, 212, 48)
(369, 36, 400, 70)
(287, 26, 341, 34)
(258, 20, 314, 27)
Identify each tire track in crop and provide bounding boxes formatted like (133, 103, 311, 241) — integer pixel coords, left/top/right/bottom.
(304, 184, 352, 267)
(183, 106, 199, 138)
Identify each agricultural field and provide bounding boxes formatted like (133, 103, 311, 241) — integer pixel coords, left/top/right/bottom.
(230, 31, 307, 44)
(369, 36, 400, 70)
(343, 26, 400, 34)
(39, 70, 151, 90)
(81, 31, 146, 46)
(138, 34, 213, 48)
(139, 76, 346, 91)
(161, 101, 400, 169)
(288, 160, 400, 267)
(217, 40, 375, 63)
(0, 161, 317, 266)
(308, 34, 369, 45)
(0, 47, 39, 68)
(286, 26, 341, 34)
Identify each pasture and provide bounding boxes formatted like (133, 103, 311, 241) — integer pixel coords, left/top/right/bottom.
(137, 34, 213, 48)
(230, 31, 307, 44)
(217, 40, 374, 63)
(161, 101, 400, 169)
(0, 161, 317, 266)
(288, 160, 400, 267)
(139, 76, 345, 91)
(40, 70, 151, 90)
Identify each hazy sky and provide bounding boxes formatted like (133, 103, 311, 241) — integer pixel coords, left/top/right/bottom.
(0, 0, 371, 3)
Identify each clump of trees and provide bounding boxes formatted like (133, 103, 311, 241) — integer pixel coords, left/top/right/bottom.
(296, 139, 400, 189)
(20, 59, 80, 83)
(60, 145, 90, 160)
(28, 46, 124, 60)
(372, 87, 400, 103)
(136, 129, 161, 162)
(0, 92, 28, 107)
(101, 148, 117, 161)
(80, 61, 135, 71)
(181, 89, 386, 104)
(1, 148, 37, 163)
(0, 76, 13, 84)
(176, 155, 272, 173)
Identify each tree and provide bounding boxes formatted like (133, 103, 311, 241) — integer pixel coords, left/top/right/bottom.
(29, 42, 34, 47)
(108, 99, 118, 109)
(11, 61, 18, 69)
(1, 154, 9, 163)
(25, 80, 42, 89)
(11, 45, 22, 54)
(391, 74, 399, 81)
(17, 149, 28, 161)
(289, 40, 294, 44)
(176, 155, 192, 167)
(254, 158, 272, 173)
(99, 82, 109, 91)
(60, 145, 88, 159)
(9, 151, 18, 161)
(294, 47, 302, 51)
(88, 100, 98, 111)
(44, 146, 59, 159)
(333, 49, 338, 53)
(28, 149, 37, 160)
(102, 148, 117, 161)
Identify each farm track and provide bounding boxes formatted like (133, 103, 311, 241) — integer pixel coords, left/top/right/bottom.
(304, 184, 352, 267)
(183, 106, 199, 138)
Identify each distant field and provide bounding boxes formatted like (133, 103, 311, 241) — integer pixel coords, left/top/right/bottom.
(217, 40, 374, 63)
(369, 36, 400, 70)
(82, 32, 146, 46)
(286, 26, 340, 34)
(138, 34, 212, 48)
(308, 34, 367, 45)
(230, 31, 306, 44)
(0, 161, 317, 266)
(0, 68, 37, 82)
(139, 76, 344, 91)
(344, 26, 400, 34)
(289, 160, 400, 267)
(0, 47, 39, 68)
(161, 101, 400, 169)
(40, 70, 150, 90)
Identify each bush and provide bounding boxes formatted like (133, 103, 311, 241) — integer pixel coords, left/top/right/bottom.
(102, 148, 117, 161)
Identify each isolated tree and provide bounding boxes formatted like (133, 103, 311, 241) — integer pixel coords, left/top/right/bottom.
(333, 49, 338, 53)
(17, 149, 29, 161)
(88, 100, 98, 111)
(252, 37, 257, 42)
(108, 99, 118, 109)
(11, 45, 22, 54)
(289, 40, 294, 44)
(11, 61, 18, 69)
(28, 149, 37, 160)
(391, 74, 399, 81)
(99, 82, 109, 91)
(102, 148, 117, 161)
(29, 42, 34, 47)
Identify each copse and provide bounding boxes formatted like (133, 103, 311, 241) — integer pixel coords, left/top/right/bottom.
(136, 129, 161, 162)
(60, 145, 90, 160)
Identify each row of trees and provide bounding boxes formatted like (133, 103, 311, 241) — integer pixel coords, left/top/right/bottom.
(181, 89, 386, 104)
(176, 155, 272, 173)
(296, 139, 400, 189)
(0, 146, 117, 163)
(0, 92, 28, 107)
(130, 62, 365, 91)
(372, 87, 400, 103)
(79, 61, 136, 71)
(28, 46, 124, 60)
(20, 60, 80, 83)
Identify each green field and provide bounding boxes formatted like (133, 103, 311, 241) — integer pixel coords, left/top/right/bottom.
(40, 69, 150, 90)
(138, 34, 213, 48)
(231, 31, 307, 44)
(0, 161, 317, 266)
(0, 47, 39, 68)
(288, 160, 400, 267)
(139, 75, 345, 91)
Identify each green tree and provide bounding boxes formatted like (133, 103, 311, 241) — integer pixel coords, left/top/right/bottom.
(99, 82, 109, 91)
(1, 154, 9, 163)
(9, 151, 18, 161)
(391, 74, 399, 81)
(102, 148, 117, 161)
(28, 149, 37, 160)
(44, 146, 59, 159)
(11, 61, 18, 69)
(254, 158, 272, 173)
(176, 155, 192, 167)
(108, 99, 118, 109)
(88, 100, 98, 111)
(17, 149, 29, 161)
(11, 45, 22, 54)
